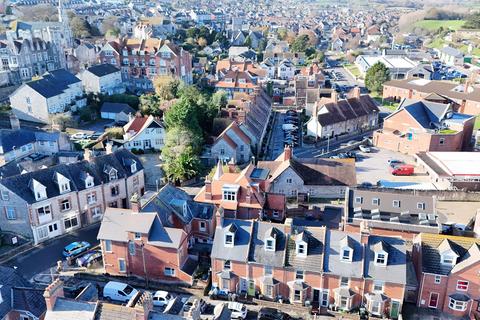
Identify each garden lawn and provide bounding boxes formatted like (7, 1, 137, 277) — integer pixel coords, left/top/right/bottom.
(413, 20, 465, 31)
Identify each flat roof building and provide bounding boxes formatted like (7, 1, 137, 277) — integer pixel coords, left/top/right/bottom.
(355, 55, 418, 80)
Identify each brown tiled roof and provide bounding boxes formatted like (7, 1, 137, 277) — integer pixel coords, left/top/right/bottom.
(125, 116, 148, 133)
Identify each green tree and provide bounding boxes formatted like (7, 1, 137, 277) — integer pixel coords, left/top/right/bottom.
(244, 36, 252, 48)
(70, 17, 92, 38)
(291, 34, 310, 52)
(154, 76, 181, 101)
(277, 28, 288, 40)
(365, 62, 390, 93)
(465, 12, 480, 29)
(211, 90, 228, 111)
(101, 16, 120, 35)
(139, 94, 163, 117)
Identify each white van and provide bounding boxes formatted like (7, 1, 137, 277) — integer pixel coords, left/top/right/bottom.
(103, 281, 138, 303)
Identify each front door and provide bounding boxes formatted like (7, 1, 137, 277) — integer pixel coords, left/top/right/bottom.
(144, 140, 151, 148)
(428, 292, 439, 308)
(313, 289, 320, 303)
(247, 280, 255, 296)
(390, 300, 400, 319)
(48, 222, 61, 238)
(239, 278, 247, 293)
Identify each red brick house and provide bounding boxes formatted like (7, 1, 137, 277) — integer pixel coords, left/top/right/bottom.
(194, 162, 286, 221)
(413, 233, 480, 319)
(98, 38, 192, 91)
(210, 218, 407, 318)
(373, 99, 475, 155)
(382, 79, 480, 116)
(97, 207, 196, 284)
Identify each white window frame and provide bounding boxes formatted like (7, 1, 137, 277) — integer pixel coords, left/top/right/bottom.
(355, 196, 363, 204)
(134, 232, 141, 240)
(104, 240, 112, 252)
(164, 267, 175, 277)
(372, 198, 380, 205)
(456, 280, 469, 291)
(128, 241, 136, 256)
(373, 280, 384, 292)
(392, 200, 401, 208)
(434, 275, 441, 284)
(340, 277, 349, 287)
(264, 265, 273, 276)
(6, 207, 16, 220)
(1, 190, 9, 201)
(118, 258, 126, 273)
(295, 270, 304, 280)
(448, 298, 467, 311)
(199, 221, 207, 232)
(417, 202, 425, 210)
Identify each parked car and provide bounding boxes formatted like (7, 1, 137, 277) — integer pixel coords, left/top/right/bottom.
(390, 164, 415, 176)
(347, 140, 358, 146)
(227, 302, 248, 319)
(103, 281, 138, 302)
(388, 159, 404, 168)
(183, 296, 207, 313)
(76, 250, 102, 267)
(208, 286, 229, 300)
(70, 132, 90, 140)
(359, 145, 371, 153)
(152, 290, 174, 307)
(63, 241, 91, 258)
(282, 124, 298, 130)
(258, 307, 290, 320)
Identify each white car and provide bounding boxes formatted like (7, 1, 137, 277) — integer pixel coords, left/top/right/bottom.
(152, 290, 174, 307)
(227, 302, 247, 319)
(103, 281, 138, 303)
(71, 132, 90, 140)
(359, 145, 371, 153)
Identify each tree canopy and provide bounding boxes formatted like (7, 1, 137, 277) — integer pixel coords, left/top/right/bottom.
(291, 34, 310, 52)
(465, 12, 480, 29)
(365, 62, 390, 93)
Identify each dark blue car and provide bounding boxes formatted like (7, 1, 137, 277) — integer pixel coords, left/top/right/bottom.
(63, 241, 91, 258)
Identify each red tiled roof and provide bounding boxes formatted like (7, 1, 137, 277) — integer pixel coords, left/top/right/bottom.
(126, 116, 148, 133)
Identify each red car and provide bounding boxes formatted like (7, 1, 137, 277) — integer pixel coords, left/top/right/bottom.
(390, 164, 414, 176)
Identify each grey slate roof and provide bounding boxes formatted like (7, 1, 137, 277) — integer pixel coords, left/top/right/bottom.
(0, 266, 45, 319)
(285, 226, 325, 273)
(323, 230, 363, 278)
(0, 149, 143, 204)
(25, 69, 80, 98)
(211, 219, 253, 262)
(100, 102, 135, 115)
(398, 99, 450, 129)
(248, 221, 287, 267)
(0, 128, 60, 153)
(86, 63, 120, 77)
(141, 184, 214, 227)
(364, 235, 407, 285)
(97, 208, 156, 242)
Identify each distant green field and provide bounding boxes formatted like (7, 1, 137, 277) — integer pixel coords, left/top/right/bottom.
(413, 20, 466, 31)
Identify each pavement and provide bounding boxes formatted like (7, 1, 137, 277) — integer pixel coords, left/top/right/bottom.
(3, 223, 100, 280)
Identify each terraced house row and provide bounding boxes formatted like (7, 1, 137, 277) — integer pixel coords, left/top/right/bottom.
(0, 149, 144, 244)
(211, 218, 406, 319)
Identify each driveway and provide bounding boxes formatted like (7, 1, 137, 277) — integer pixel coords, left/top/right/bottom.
(137, 153, 164, 190)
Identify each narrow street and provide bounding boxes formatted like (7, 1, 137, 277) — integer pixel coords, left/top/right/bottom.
(3, 224, 100, 280)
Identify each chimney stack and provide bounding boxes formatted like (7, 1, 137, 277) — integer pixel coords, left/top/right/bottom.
(130, 193, 140, 213)
(43, 279, 64, 311)
(205, 177, 212, 200)
(84, 148, 93, 162)
(133, 291, 154, 320)
(283, 146, 292, 161)
(352, 86, 361, 99)
(246, 185, 252, 204)
(360, 220, 371, 244)
(331, 90, 338, 103)
(9, 113, 20, 130)
(105, 141, 113, 155)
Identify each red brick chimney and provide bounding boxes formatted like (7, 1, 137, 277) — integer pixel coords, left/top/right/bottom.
(43, 279, 64, 311)
(283, 146, 292, 161)
(246, 185, 252, 204)
(331, 90, 338, 103)
(130, 193, 141, 213)
(133, 291, 154, 320)
(360, 220, 371, 244)
(352, 86, 361, 99)
(205, 177, 212, 200)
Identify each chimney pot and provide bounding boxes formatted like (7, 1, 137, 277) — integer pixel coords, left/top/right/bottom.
(283, 146, 292, 161)
(43, 279, 64, 311)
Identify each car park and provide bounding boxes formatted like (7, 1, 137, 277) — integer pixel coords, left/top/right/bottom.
(63, 241, 91, 258)
(76, 250, 102, 268)
(152, 290, 174, 307)
(227, 302, 248, 319)
(103, 281, 138, 303)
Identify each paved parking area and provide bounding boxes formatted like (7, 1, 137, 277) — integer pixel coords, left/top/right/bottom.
(355, 147, 433, 186)
(265, 111, 286, 160)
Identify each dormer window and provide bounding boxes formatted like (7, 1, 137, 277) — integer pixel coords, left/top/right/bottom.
(341, 248, 353, 262)
(60, 182, 70, 193)
(55, 172, 70, 194)
(265, 238, 275, 251)
(222, 184, 239, 201)
(85, 176, 94, 188)
(30, 179, 47, 201)
(225, 234, 234, 246)
(109, 170, 117, 181)
(375, 252, 387, 265)
(441, 253, 456, 265)
(131, 160, 137, 173)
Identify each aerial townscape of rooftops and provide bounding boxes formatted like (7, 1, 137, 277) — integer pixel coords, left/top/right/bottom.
(0, 0, 480, 319)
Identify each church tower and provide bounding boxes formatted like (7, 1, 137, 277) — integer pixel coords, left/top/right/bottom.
(58, 0, 68, 24)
